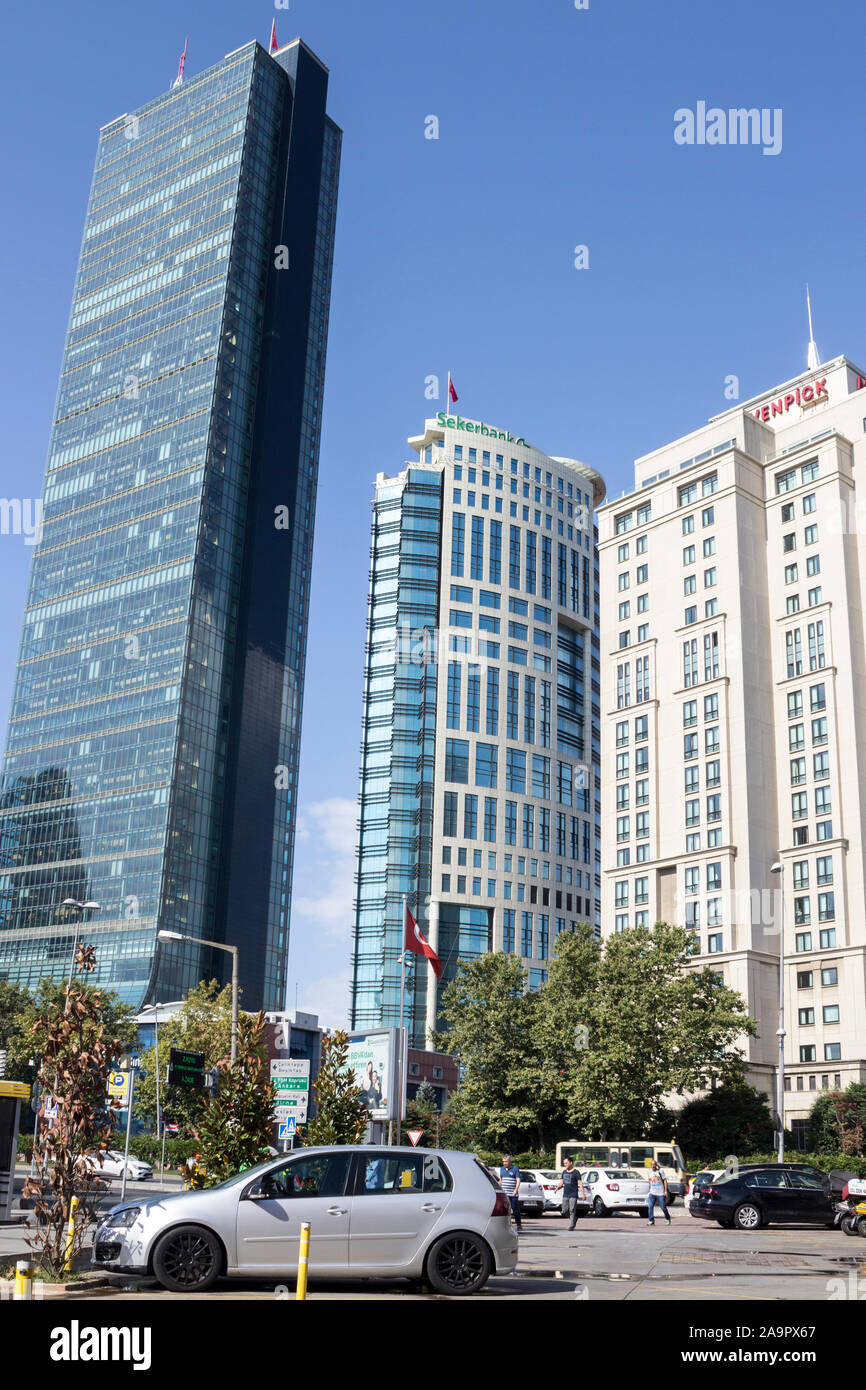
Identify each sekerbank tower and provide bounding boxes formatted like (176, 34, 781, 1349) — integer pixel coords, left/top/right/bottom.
(350, 411, 606, 1046)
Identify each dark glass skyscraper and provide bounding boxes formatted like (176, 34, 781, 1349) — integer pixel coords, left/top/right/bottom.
(0, 39, 340, 1010)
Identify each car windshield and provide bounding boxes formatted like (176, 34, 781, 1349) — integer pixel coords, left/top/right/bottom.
(606, 1170, 640, 1180)
(541, 1171, 559, 1180)
(207, 1157, 287, 1191)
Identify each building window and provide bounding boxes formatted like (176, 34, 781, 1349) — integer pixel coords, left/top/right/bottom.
(445, 739, 470, 783)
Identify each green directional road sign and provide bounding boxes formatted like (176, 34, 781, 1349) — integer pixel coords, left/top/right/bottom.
(272, 1076, 307, 1091)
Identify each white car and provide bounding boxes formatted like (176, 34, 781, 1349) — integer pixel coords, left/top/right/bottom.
(580, 1166, 650, 1216)
(516, 1171, 546, 1218)
(81, 1150, 154, 1182)
(684, 1168, 726, 1210)
(521, 1168, 564, 1212)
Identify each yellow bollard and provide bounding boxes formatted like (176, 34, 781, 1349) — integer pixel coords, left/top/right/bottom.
(296, 1221, 311, 1300)
(13, 1260, 33, 1301)
(64, 1194, 79, 1276)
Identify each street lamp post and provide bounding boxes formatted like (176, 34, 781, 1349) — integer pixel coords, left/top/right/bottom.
(157, 932, 239, 1065)
(770, 861, 786, 1163)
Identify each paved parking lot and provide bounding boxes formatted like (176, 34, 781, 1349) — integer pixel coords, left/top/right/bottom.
(76, 1204, 866, 1301)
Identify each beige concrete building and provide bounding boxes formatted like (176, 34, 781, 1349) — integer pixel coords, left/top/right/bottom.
(598, 355, 866, 1141)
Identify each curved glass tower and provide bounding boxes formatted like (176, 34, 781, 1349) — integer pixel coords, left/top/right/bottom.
(0, 39, 340, 1009)
(351, 414, 605, 1046)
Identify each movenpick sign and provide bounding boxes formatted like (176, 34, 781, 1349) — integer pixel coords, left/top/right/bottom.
(753, 377, 827, 421)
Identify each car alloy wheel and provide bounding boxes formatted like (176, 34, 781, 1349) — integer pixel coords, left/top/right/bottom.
(593, 1196, 608, 1217)
(425, 1232, 492, 1296)
(152, 1225, 221, 1293)
(733, 1203, 762, 1231)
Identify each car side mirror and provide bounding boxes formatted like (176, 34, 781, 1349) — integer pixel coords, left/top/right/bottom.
(243, 1182, 269, 1201)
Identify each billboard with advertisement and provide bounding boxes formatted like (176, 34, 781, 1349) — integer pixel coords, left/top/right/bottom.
(346, 1028, 405, 1122)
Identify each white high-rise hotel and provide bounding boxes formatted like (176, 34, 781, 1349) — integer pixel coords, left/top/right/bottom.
(598, 355, 866, 1139)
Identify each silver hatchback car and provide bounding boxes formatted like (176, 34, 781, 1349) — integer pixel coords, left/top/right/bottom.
(92, 1146, 518, 1295)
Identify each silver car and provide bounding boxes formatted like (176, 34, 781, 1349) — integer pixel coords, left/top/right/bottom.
(92, 1146, 518, 1296)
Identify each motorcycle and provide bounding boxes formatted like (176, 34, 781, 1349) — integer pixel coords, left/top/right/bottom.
(832, 1175, 866, 1236)
(839, 1197, 866, 1237)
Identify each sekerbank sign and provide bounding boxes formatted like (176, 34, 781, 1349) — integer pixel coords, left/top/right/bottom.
(752, 377, 827, 421)
(436, 411, 527, 445)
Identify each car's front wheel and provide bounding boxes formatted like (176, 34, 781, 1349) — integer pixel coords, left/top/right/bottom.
(425, 1231, 492, 1296)
(733, 1202, 762, 1231)
(152, 1225, 222, 1293)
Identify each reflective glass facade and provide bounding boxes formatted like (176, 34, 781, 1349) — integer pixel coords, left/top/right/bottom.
(0, 41, 340, 1010)
(351, 419, 604, 1046)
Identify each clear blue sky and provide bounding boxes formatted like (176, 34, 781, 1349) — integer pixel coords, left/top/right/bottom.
(1, 0, 864, 1023)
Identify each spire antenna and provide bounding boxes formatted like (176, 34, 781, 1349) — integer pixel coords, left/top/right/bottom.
(806, 285, 820, 371)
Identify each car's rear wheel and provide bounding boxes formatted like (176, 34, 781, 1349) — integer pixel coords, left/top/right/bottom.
(152, 1225, 222, 1293)
(666, 1196, 676, 1208)
(733, 1202, 762, 1231)
(425, 1231, 492, 1296)
(593, 1196, 608, 1217)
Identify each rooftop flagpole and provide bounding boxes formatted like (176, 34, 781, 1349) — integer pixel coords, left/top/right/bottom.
(171, 37, 188, 90)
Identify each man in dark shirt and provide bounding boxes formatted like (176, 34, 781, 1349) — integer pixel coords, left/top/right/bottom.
(556, 1157, 587, 1229)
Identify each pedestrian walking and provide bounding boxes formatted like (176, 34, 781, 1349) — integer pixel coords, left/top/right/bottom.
(646, 1160, 671, 1226)
(499, 1154, 522, 1232)
(555, 1156, 587, 1229)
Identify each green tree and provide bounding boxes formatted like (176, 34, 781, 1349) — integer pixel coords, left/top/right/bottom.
(674, 1084, 775, 1159)
(808, 1083, 866, 1155)
(302, 1030, 369, 1146)
(195, 1012, 276, 1184)
(0, 980, 32, 1050)
(132, 980, 236, 1136)
(560, 923, 755, 1137)
(432, 952, 546, 1152)
(532, 925, 601, 1146)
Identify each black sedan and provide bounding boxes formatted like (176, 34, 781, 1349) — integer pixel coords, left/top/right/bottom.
(689, 1163, 833, 1230)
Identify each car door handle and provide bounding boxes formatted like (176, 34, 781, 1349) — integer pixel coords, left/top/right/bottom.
(327, 1206, 347, 1216)
(421, 1203, 441, 1213)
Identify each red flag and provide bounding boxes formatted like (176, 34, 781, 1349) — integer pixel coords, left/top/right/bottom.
(270, 20, 278, 53)
(405, 905, 442, 979)
(448, 374, 458, 404)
